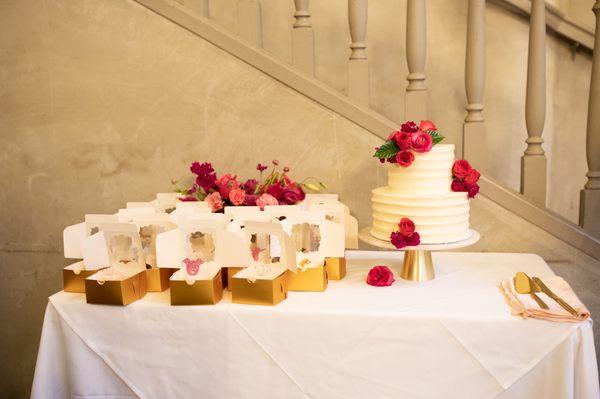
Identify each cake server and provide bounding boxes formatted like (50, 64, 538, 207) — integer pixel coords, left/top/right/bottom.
(514, 272, 549, 310)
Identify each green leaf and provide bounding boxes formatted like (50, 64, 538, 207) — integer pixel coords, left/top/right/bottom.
(373, 140, 399, 159)
(428, 130, 445, 145)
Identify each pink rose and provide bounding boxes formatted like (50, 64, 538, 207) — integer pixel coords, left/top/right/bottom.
(398, 217, 416, 237)
(419, 120, 437, 132)
(464, 168, 481, 186)
(453, 160, 472, 179)
(366, 265, 395, 287)
(390, 231, 407, 249)
(256, 193, 278, 210)
(229, 188, 246, 206)
(451, 179, 466, 192)
(205, 192, 224, 212)
(215, 173, 239, 199)
(466, 183, 480, 199)
(405, 232, 420, 246)
(410, 132, 433, 153)
(394, 131, 414, 150)
(396, 150, 414, 167)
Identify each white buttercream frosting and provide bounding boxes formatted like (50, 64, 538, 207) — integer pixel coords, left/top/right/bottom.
(371, 144, 471, 244)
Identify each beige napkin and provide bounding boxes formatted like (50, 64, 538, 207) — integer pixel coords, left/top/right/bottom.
(500, 276, 590, 323)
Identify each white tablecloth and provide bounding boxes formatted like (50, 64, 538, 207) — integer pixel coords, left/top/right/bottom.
(32, 251, 600, 399)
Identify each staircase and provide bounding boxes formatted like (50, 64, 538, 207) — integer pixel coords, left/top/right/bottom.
(135, 0, 600, 259)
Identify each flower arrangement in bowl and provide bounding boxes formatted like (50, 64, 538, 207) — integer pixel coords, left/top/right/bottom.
(373, 120, 444, 166)
(172, 160, 327, 212)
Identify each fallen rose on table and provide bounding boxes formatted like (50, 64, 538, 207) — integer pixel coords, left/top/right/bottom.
(367, 265, 395, 287)
(172, 160, 327, 211)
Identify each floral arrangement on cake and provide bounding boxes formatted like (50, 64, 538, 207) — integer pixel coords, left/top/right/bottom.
(390, 217, 421, 249)
(373, 120, 444, 167)
(451, 160, 481, 199)
(172, 160, 326, 212)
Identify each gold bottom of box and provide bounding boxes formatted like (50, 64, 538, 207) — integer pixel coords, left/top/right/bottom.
(170, 270, 223, 305)
(226, 267, 244, 291)
(325, 257, 346, 280)
(145, 267, 177, 292)
(231, 271, 288, 306)
(63, 268, 102, 293)
(286, 266, 328, 292)
(85, 270, 148, 306)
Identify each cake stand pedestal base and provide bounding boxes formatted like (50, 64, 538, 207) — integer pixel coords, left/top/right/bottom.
(401, 250, 434, 281)
(358, 228, 480, 282)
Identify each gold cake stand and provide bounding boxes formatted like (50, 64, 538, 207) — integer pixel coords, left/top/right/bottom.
(358, 228, 480, 282)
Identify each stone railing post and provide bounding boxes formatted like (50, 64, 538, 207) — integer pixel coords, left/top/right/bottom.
(463, 0, 486, 169)
(348, 0, 369, 106)
(292, 0, 314, 76)
(520, 0, 547, 207)
(580, 1, 600, 237)
(238, 0, 262, 47)
(405, 0, 427, 121)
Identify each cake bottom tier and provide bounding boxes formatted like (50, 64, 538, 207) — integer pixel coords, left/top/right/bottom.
(371, 187, 471, 244)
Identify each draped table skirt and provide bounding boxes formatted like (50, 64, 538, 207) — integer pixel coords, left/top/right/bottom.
(32, 251, 600, 399)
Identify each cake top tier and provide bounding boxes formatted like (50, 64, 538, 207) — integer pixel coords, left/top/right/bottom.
(386, 144, 455, 195)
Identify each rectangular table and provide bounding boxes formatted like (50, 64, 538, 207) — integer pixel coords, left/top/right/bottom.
(32, 251, 600, 398)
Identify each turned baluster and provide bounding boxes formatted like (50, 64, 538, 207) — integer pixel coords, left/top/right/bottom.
(201, 0, 209, 17)
(238, 0, 262, 47)
(580, 1, 600, 237)
(292, 0, 314, 76)
(347, 0, 369, 106)
(520, 0, 547, 207)
(405, 0, 427, 121)
(463, 0, 486, 169)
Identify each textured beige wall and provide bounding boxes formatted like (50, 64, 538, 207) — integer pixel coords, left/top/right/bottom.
(205, 0, 593, 223)
(0, 0, 597, 397)
(0, 1, 382, 396)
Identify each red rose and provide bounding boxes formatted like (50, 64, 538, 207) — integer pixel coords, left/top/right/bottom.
(464, 168, 481, 185)
(451, 179, 466, 192)
(396, 150, 414, 167)
(466, 183, 480, 199)
(419, 120, 437, 132)
(388, 130, 400, 140)
(244, 194, 258, 206)
(400, 121, 419, 133)
(405, 232, 420, 246)
(216, 174, 239, 198)
(266, 182, 285, 201)
(366, 265, 395, 287)
(281, 184, 305, 205)
(398, 217, 415, 237)
(410, 132, 433, 153)
(453, 160, 472, 179)
(390, 231, 407, 249)
(242, 179, 259, 194)
(394, 131, 413, 150)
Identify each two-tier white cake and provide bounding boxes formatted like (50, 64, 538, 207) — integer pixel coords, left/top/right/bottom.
(370, 144, 471, 244)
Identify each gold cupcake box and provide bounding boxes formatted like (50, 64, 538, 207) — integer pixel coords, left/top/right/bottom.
(170, 269, 224, 306)
(85, 270, 148, 306)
